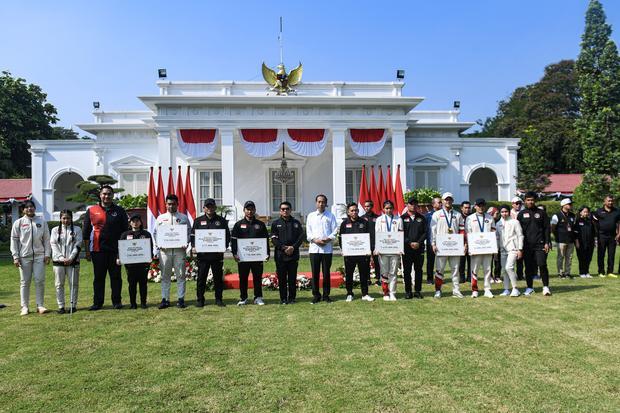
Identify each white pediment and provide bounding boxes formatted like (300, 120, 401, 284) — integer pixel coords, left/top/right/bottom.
(407, 153, 449, 167)
(109, 155, 154, 169)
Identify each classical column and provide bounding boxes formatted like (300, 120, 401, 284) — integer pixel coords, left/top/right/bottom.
(507, 143, 519, 198)
(156, 128, 172, 181)
(220, 128, 236, 219)
(391, 128, 407, 191)
(29, 147, 46, 216)
(331, 128, 347, 208)
(93, 147, 107, 175)
(449, 145, 463, 200)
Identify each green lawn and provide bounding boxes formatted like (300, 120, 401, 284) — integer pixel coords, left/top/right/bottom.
(0, 250, 619, 412)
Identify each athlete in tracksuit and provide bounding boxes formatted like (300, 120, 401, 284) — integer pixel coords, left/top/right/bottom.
(401, 198, 427, 299)
(118, 215, 153, 309)
(374, 200, 404, 301)
(50, 210, 82, 313)
(10, 200, 51, 315)
(517, 192, 551, 296)
(339, 202, 374, 302)
(496, 205, 523, 296)
(465, 199, 496, 298)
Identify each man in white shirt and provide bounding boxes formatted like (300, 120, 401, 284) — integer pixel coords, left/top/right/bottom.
(465, 199, 496, 298)
(306, 194, 338, 304)
(153, 194, 191, 309)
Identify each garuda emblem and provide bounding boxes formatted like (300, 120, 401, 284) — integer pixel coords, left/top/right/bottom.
(262, 62, 303, 95)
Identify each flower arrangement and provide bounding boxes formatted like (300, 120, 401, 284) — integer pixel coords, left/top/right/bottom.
(147, 256, 197, 282)
(337, 265, 360, 288)
(261, 273, 279, 290)
(260, 273, 312, 290)
(296, 275, 311, 290)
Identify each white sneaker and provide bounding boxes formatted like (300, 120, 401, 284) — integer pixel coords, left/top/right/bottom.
(36, 306, 48, 314)
(383, 295, 391, 301)
(254, 297, 265, 306)
(524, 288, 535, 296)
(579, 274, 587, 278)
(471, 290, 479, 298)
(452, 290, 464, 299)
(500, 289, 510, 296)
(543, 286, 552, 296)
(434, 290, 442, 299)
(20, 306, 29, 316)
(585, 273, 593, 278)
(389, 293, 397, 301)
(361, 295, 375, 302)
(237, 299, 248, 306)
(345, 295, 354, 302)
(510, 288, 521, 297)
(484, 289, 494, 298)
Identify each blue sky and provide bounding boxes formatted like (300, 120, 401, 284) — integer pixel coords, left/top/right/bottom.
(1, 0, 619, 133)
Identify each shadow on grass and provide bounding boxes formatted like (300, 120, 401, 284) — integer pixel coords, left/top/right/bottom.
(541, 283, 602, 294)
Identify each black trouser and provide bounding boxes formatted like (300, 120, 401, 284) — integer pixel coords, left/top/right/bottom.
(523, 246, 549, 288)
(344, 256, 370, 296)
(197, 259, 224, 302)
(576, 246, 594, 275)
(126, 265, 148, 306)
(372, 255, 381, 281)
(597, 236, 616, 275)
(516, 257, 524, 279)
(92, 251, 122, 307)
(310, 253, 332, 298)
(238, 262, 263, 300)
(276, 259, 298, 302)
(402, 251, 424, 293)
(459, 254, 471, 281)
(493, 253, 501, 277)
(426, 247, 435, 282)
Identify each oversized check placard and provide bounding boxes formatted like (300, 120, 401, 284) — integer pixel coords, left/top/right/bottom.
(194, 229, 226, 253)
(468, 232, 498, 255)
(435, 233, 465, 256)
(375, 231, 404, 255)
(237, 238, 268, 262)
(118, 238, 152, 264)
(156, 224, 188, 249)
(341, 233, 371, 256)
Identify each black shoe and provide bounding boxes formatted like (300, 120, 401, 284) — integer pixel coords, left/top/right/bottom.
(113, 304, 123, 310)
(413, 292, 423, 299)
(311, 296, 321, 304)
(280, 300, 288, 305)
(460, 277, 466, 283)
(89, 305, 101, 311)
(130, 304, 138, 309)
(177, 299, 186, 309)
(158, 299, 169, 309)
(323, 296, 333, 303)
(288, 299, 296, 304)
(140, 303, 148, 309)
(195, 300, 205, 308)
(71, 307, 78, 313)
(426, 279, 434, 285)
(57, 307, 66, 314)
(215, 300, 226, 307)
(404, 292, 413, 299)
(0, 304, 6, 309)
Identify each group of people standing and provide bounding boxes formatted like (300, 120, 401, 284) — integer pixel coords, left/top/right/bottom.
(8, 185, 620, 314)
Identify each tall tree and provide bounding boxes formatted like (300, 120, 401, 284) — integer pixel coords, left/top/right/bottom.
(0, 71, 59, 178)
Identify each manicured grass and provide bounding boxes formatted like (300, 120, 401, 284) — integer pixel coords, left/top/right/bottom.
(0, 250, 619, 412)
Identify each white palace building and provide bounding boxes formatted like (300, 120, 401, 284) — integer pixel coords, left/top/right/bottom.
(28, 74, 519, 221)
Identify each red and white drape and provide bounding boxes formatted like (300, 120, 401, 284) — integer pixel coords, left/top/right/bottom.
(177, 129, 218, 158)
(348, 129, 386, 157)
(240, 129, 327, 158)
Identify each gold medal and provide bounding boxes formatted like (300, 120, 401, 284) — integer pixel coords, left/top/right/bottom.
(448, 228, 453, 234)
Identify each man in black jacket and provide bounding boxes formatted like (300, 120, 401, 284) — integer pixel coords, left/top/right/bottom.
(271, 201, 304, 304)
(191, 198, 230, 307)
(592, 195, 620, 277)
(231, 201, 270, 306)
(362, 199, 381, 286)
(517, 191, 551, 296)
(401, 197, 427, 299)
(339, 202, 375, 302)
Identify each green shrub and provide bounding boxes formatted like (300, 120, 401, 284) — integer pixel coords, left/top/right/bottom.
(118, 194, 147, 209)
(403, 188, 441, 204)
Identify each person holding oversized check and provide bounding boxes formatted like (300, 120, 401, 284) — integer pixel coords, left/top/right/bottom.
(374, 200, 404, 301)
(191, 198, 230, 307)
(154, 194, 191, 309)
(431, 192, 466, 299)
(117, 214, 154, 309)
(339, 202, 374, 302)
(231, 201, 270, 306)
(465, 199, 497, 298)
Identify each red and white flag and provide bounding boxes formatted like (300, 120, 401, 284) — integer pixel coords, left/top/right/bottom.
(369, 166, 380, 213)
(378, 166, 386, 207)
(147, 167, 158, 231)
(176, 165, 186, 215)
(184, 166, 196, 225)
(156, 167, 166, 215)
(394, 164, 406, 215)
(358, 165, 370, 212)
(167, 167, 175, 196)
(386, 165, 395, 205)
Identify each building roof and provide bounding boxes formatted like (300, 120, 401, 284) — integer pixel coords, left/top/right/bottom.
(0, 179, 32, 202)
(543, 174, 583, 195)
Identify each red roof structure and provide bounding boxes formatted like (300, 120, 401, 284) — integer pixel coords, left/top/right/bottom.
(0, 179, 32, 202)
(543, 174, 583, 196)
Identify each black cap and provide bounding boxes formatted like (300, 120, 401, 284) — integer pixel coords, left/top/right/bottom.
(244, 200, 256, 209)
(129, 213, 142, 221)
(475, 198, 486, 206)
(407, 197, 418, 205)
(204, 198, 216, 207)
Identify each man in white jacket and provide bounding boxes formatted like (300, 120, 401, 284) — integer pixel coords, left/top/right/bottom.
(374, 200, 404, 301)
(153, 194, 191, 309)
(465, 199, 496, 298)
(496, 205, 524, 297)
(10, 200, 51, 315)
(431, 192, 466, 298)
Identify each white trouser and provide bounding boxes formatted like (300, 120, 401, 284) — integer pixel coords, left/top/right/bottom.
(435, 255, 461, 292)
(501, 250, 518, 290)
(160, 249, 186, 300)
(556, 242, 574, 276)
(379, 254, 400, 294)
(471, 254, 493, 290)
(53, 265, 80, 308)
(19, 256, 46, 308)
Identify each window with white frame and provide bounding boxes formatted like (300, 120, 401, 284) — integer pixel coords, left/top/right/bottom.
(345, 169, 363, 205)
(413, 168, 439, 189)
(120, 172, 148, 196)
(199, 170, 222, 207)
(270, 169, 297, 212)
